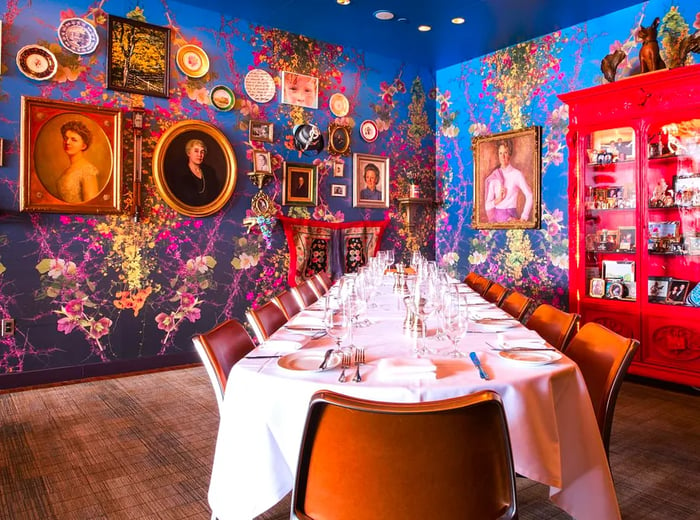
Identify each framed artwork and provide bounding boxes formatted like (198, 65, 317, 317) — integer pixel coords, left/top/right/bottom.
(152, 120, 237, 217)
(352, 153, 389, 208)
(602, 260, 635, 282)
(685, 235, 700, 255)
(666, 279, 690, 304)
(589, 278, 605, 298)
(648, 221, 679, 240)
(282, 162, 318, 206)
(333, 159, 345, 178)
(618, 226, 636, 250)
(590, 127, 635, 162)
(19, 96, 122, 214)
(107, 15, 170, 98)
(648, 276, 670, 303)
(280, 71, 318, 109)
(249, 120, 273, 143)
(673, 174, 700, 207)
(472, 126, 542, 229)
(605, 279, 626, 299)
(328, 124, 350, 156)
(597, 229, 619, 251)
(253, 150, 271, 174)
(331, 184, 347, 197)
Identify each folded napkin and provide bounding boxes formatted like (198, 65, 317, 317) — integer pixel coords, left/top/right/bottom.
(375, 357, 437, 381)
(470, 309, 511, 321)
(496, 330, 548, 349)
(259, 339, 303, 353)
(288, 315, 325, 328)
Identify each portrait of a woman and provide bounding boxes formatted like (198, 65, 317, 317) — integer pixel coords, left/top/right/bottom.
(55, 120, 101, 203)
(165, 138, 222, 207)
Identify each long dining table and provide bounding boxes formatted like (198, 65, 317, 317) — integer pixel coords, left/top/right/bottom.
(208, 276, 621, 520)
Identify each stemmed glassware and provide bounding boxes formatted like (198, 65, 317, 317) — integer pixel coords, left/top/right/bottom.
(440, 290, 469, 357)
(406, 273, 441, 355)
(324, 297, 351, 353)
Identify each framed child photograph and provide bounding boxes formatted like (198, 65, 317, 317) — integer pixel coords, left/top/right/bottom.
(280, 71, 318, 109)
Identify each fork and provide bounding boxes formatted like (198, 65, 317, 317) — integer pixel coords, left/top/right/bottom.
(338, 352, 352, 383)
(352, 347, 365, 383)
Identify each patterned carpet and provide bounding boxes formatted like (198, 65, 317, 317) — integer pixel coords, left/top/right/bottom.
(0, 366, 698, 519)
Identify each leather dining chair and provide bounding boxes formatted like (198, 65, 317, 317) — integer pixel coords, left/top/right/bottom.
(466, 274, 492, 296)
(313, 271, 332, 293)
(308, 274, 328, 298)
(525, 303, 580, 352)
(293, 280, 320, 308)
(191, 319, 255, 412)
(246, 300, 288, 343)
(292, 390, 518, 520)
(499, 290, 534, 323)
(483, 282, 509, 306)
(273, 289, 303, 320)
(565, 322, 639, 457)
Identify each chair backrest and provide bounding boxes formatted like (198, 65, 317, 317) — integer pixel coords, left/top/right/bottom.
(463, 271, 479, 286)
(293, 280, 319, 308)
(468, 274, 492, 296)
(246, 300, 287, 343)
(483, 282, 508, 306)
(292, 390, 518, 520)
(525, 303, 580, 351)
(308, 274, 328, 298)
(499, 290, 534, 322)
(316, 271, 333, 291)
(565, 322, 639, 456)
(273, 289, 302, 320)
(191, 319, 255, 411)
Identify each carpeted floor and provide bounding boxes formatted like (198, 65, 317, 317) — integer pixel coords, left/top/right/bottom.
(0, 366, 698, 519)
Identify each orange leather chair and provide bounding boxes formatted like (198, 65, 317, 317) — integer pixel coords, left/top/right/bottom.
(293, 280, 320, 308)
(292, 390, 518, 520)
(191, 319, 255, 411)
(499, 290, 534, 322)
(465, 274, 492, 296)
(525, 303, 580, 351)
(565, 322, 639, 456)
(273, 289, 303, 320)
(483, 282, 509, 306)
(313, 271, 332, 292)
(246, 300, 287, 343)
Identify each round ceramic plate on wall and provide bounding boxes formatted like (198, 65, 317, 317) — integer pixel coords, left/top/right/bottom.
(58, 17, 99, 55)
(244, 69, 276, 103)
(329, 93, 349, 117)
(359, 119, 378, 143)
(210, 85, 236, 111)
(16, 45, 58, 81)
(176, 44, 210, 78)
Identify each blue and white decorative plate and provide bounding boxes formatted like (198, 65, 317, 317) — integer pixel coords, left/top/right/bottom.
(58, 18, 99, 55)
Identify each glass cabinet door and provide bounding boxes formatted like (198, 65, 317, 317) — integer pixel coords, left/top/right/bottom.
(581, 126, 637, 301)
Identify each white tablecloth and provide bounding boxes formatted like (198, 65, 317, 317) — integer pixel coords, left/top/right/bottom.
(208, 281, 620, 520)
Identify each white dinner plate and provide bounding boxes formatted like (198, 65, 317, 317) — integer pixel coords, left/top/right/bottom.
(278, 350, 341, 371)
(499, 350, 562, 366)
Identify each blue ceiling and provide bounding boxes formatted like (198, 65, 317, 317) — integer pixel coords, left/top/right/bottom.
(180, 0, 643, 69)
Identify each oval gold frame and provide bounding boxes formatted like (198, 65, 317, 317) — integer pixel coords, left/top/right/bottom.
(328, 123, 351, 156)
(153, 120, 237, 217)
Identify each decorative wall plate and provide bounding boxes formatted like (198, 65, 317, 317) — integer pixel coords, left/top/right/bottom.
(58, 18, 99, 55)
(359, 119, 378, 143)
(329, 92, 349, 117)
(16, 45, 58, 81)
(210, 85, 236, 111)
(176, 44, 209, 78)
(244, 69, 276, 103)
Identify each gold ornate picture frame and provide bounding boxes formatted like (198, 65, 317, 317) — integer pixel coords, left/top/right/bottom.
(282, 162, 317, 206)
(152, 120, 237, 217)
(249, 120, 273, 143)
(20, 96, 122, 214)
(328, 123, 350, 156)
(472, 126, 542, 229)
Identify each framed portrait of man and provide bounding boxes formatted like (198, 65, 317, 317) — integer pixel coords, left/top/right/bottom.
(20, 96, 122, 214)
(472, 126, 542, 229)
(352, 153, 389, 209)
(282, 162, 318, 206)
(152, 120, 237, 217)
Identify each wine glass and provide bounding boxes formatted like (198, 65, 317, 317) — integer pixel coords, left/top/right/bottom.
(324, 299, 350, 352)
(440, 290, 469, 357)
(384, 249, 395, 271)
(407, 274, 440, 355)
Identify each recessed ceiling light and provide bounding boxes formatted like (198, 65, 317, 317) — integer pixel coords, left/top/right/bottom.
(417, 25, 431, 32)
(451, 17, 465, 24)
(373, 10, 395, 21)
(336, 0, 350, 5)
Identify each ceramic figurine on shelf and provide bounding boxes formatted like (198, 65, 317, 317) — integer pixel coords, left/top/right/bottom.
(637, 17, 666, 73)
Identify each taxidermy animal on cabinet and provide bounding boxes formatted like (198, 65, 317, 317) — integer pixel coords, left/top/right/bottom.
(678, 31, 700, 65)
(637, 17, 666, 73)
(601, 49, 627, 82)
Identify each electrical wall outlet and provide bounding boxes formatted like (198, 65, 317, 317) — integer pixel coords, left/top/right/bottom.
(1, 318, 15, 337)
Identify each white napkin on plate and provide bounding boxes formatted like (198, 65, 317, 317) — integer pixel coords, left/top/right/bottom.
(496, 330, 548, 349)
(259, 339, 303, 353)
(375, 357, 437, 381)
(288, 314, 325, 328)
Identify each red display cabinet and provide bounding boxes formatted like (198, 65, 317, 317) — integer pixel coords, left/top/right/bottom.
(560, 64, 700, 388)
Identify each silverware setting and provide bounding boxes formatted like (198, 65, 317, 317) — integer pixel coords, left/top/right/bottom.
(469, 351, 490, 380)
(244, 354, 283, 359)
(485, 341, 554, 352)
(338, 351, 352, 382)
(352, 347, 365, 383)
(318, 348, 334, 370)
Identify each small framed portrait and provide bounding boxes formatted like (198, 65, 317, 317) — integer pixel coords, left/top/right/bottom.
(685, 235, 700, 255)
(648, 221, 680, 240)
(666, 279, 690, 305)
(352, 153, 389, 208)
(673, 174, 700, 207)
(331, 184, 347, 197)
(597, 229, 619, 251)
(20, 96, 122, 214)
(252, 150, 271, 174)
(605, 279, 626, 299)
(280, 71, 318, 109)
(648, 276, 671, 303)
(283, 162, 318, 206)
(249, 120, 273, 143)
(590, 127, 635, 161)
(589, 277, 605, 298)
(107, 15, 170, 98)
(472, 126, 542, 229)
(328, 124, 350, 156)
(618, 226, 636, 251)
(152, 120, 237, 217)
(333, 159, 345, 178)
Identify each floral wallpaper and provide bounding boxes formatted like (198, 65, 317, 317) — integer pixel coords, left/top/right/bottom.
(0, 0, 435, 379)
(435, 0, 700, 309)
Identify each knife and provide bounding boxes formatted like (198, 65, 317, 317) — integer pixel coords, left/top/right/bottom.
(469, 352, 490, 380)
(318, 348, 334, 370)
